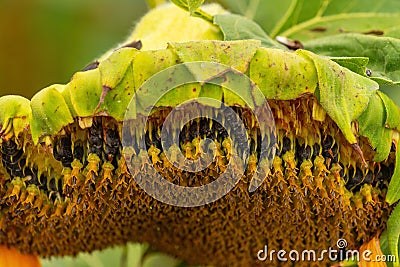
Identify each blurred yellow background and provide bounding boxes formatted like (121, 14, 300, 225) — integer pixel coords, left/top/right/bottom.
(0, 0, 147, 98)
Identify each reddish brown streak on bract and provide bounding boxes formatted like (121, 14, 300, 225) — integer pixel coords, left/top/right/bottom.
(94, 85, 112, 114)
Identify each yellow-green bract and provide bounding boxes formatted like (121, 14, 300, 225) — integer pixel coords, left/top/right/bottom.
(1, 40, 397, 163)
(0, 39, 398, 173)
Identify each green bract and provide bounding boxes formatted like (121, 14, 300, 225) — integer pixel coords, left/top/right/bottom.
(0, 95, 31, 141)
(5, 40, 397, 163)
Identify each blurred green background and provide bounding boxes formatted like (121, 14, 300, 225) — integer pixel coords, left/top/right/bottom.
(0, 0, 147, 98)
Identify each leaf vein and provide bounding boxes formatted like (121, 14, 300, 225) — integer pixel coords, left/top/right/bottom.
(280, 13, 400, 37)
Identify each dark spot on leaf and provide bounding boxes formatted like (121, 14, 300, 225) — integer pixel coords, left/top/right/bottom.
(366, 69, 372, 77)
(310, 27, 327, 32)
(363, 30, 384, 36)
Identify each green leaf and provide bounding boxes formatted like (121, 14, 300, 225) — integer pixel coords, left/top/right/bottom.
(304, 33, 400, 85)
(214, 14, 285, 49)
(216, 0, 292, 34)
(170, 0, 188, 10)
(357, 93, 393, 162)
(187, 0, 204, 15)
(381, 84, 400, 109)
(269, 0, 328, 38)
(218, 0, 400, 40)
(170, 0, 213, 22)
(329, 57, 369, 77)
(371, 77, 400, 86)
(380, 230, 399, 267)
(272, 0, 400, 40)
(386, 203, 400, 267)
(298, 50, 379, 145)
(170, 0, 205, 15)
(378, 91, 400, 130)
